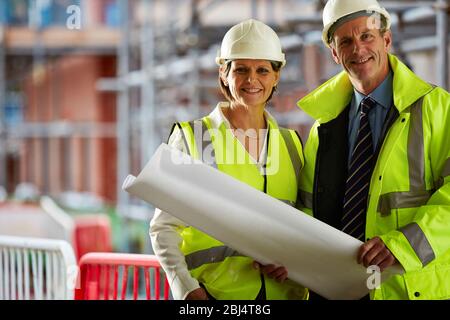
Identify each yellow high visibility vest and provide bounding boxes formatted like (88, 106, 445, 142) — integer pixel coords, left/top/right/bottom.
(171, 114, 308, 300)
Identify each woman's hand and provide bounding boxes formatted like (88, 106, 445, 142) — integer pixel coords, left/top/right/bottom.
(253, 261, 288, 283)
(185, 287, 209, 300)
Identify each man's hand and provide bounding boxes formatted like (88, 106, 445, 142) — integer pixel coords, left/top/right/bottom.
(185, 287, 209, 300)
(357, 236, 398, 272)
(253, 261, 288, 283)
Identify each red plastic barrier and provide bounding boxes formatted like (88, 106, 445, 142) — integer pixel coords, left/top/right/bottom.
(73, 215, 112, 261)
(75, 252, 170, 300)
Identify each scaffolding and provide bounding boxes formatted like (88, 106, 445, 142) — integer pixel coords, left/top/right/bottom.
(0, 1, 6, 188)
(0, 0, 449, 223)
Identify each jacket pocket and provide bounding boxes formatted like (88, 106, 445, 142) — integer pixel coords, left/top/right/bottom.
(404, 263, 450, 300)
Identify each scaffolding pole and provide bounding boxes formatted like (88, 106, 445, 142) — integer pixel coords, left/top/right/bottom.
(140, 0, 156, 167)
(189, 0, 201, 119)
(267, 0, 275, 23)
(436, 0, 449, 89)
(251, 0, 258, 19)
(0, 6, 6, 188)
(117, 0, 131, 215)
(34, 2, 49, 192)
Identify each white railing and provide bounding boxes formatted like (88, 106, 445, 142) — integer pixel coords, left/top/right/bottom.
(39, 196, 75, 243)
(0, 235, 77, 300)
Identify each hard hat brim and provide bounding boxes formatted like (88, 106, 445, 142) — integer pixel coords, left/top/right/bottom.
(215, 56, 286, 68)
(322, 8, 391, 48)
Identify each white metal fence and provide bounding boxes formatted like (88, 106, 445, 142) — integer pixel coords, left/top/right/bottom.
(0, 235, 77, 300)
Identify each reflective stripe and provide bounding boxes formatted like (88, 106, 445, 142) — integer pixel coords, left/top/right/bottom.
(189, 120, 202, 160)
(185, 246, 245, 270)
(377, 97, 432, 216)
(408, 98, 425, 191)
(185, 120, 217, 168)
(279, 128, 301, 187)
(376, 96, 436, 266)
(200, 120, 215, 167)
(377, 190, 433, 217)
(399, 222, 435, 266)
(200, 120, 217, 169)
(298, 190, 313, 209)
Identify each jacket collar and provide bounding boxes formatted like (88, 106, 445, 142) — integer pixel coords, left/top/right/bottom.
(297, 54, 434, 123)
(209, 101, 279, 130)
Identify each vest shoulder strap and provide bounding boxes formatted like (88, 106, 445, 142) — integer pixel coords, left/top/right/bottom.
(172, 118, 217, 167)
(167, 122, 190, 155)
(279, 127, 303, 187)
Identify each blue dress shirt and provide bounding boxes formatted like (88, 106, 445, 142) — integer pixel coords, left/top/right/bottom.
(348, 71, 393, 164)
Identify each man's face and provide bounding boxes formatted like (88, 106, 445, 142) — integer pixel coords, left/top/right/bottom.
(330, 16, 391, 89)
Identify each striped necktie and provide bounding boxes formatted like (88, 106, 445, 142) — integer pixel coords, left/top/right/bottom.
(341, 97, 377, 241)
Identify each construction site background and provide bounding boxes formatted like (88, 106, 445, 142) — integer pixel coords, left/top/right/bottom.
(0, 0, 448, 254)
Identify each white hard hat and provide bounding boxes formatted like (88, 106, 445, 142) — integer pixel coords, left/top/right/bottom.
(322, 0, 391, 47)
(216, 19, 286, 68)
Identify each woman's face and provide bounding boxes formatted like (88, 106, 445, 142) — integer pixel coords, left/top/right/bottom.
(221, 59, 279, 109)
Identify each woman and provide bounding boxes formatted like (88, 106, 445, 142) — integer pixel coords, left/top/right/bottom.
(150, 19, 307, 300)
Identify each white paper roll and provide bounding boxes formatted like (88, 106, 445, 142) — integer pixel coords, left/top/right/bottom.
(123, 143, 403, 300)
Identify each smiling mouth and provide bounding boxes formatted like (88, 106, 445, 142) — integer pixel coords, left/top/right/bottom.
(351, 57, 372, 65)
(242, 88, 263, 93)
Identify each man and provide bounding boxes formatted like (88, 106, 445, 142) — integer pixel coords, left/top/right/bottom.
(297, 0, 450, 299)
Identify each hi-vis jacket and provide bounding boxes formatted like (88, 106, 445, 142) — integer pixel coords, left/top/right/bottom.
(297, 54, 450, 300)
(151, 104, 307, 300)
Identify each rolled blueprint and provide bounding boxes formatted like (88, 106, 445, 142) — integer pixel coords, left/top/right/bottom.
(123, 143, 403, 300)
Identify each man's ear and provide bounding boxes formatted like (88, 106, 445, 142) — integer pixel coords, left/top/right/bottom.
(383, 30, 392, 53)
(330, 45, 340, 65)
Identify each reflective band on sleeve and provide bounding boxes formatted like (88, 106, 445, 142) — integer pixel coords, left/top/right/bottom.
(279, 128, 301, 186)
(399, 222, 435, 266)
(185, 246, 245, 270)
(298, 190, 313, 209)
(377, 190, 433, 217)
